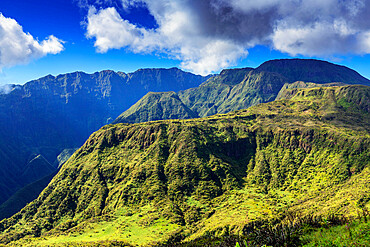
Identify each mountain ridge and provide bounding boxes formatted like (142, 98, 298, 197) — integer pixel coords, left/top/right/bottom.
(114, 59, 370, 124)
(0, 68, 209, 205)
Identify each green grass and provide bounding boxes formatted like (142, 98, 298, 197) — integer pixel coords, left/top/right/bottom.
(9, 204, 180, 246)
(302, 220, 370, 246)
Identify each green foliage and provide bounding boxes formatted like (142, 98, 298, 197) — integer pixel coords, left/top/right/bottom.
(114, 92, 198, 124)
(302, 219, 370, 246)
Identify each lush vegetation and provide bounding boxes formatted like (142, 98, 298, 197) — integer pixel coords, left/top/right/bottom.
(0, 85, 368, 246)
(162, 210, 370, 246)
(114, 92, 198, 124)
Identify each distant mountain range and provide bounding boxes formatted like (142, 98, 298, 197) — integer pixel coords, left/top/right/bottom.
(0, 68, 209, 205)
(114, 59, 370, 124)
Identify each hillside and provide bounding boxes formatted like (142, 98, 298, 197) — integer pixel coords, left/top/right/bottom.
(0, 85, 368, 246)
(114, 59, 370, 124)
(275, 81, 347, 100)
(114, 92, 198, 124)
(19, 155, 55, 186)
(0, 68, 208, 205)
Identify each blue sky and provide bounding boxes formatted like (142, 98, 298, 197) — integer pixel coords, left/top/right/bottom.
(0, 0, 370, 85)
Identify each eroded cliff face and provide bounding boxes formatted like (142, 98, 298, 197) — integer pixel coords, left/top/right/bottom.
(0, 68, 208, 204)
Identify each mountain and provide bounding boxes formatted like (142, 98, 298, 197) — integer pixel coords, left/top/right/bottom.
(179, 69, 287, 116)
(114, 59, 370, 124)
(0, 68, 209, 204)
(54, 148, 79, 169)
(0, 85, 368, 246)
(255, 58, 370, 84)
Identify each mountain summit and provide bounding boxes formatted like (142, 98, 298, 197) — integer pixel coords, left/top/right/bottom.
(256, 59, 370, 85)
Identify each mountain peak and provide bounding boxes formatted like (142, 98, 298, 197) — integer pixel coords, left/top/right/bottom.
(256, 58, 370, 85)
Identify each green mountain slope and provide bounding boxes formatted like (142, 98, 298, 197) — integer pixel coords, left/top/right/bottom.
(275, 81, 347, 100)
(178, 70, 287, 117)
(114, 92, 198, 124)
(114, 59, 370, 125)
(0, 85, 368, 246)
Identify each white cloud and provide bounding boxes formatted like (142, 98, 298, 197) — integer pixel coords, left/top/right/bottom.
(84, 0, 370, 74)
(86, 7, 160, 53)
(0, 13, 64, 70)
(85, 3, 248, 75)
(272, 22, 355, 56)
(180, 40, 248, 75)
(228, 0, 282, 12)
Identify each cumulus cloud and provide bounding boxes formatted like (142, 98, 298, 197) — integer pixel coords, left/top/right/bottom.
(85, 1, 248, 75)
(0, 13, 64, 70)
(86, 7, 160, 53)
(84, 0, 370, 75)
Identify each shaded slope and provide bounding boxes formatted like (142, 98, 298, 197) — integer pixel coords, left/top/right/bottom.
(114, 92, 198, 124)
(256, 58, 370, 85)
(19, 155, 55, 186)
(0, 68, 208, 204)
(206, 67, 253, 86)
(0, 85, 369, 246)
(0, 172, 57, 221)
